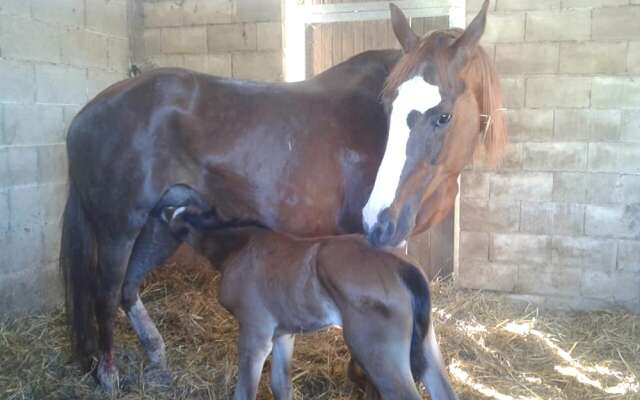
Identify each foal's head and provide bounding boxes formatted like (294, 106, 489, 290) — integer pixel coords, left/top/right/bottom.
(363, 0, 506, 247)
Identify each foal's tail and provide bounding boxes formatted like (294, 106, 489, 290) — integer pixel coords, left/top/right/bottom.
(60, 181, 98, 370)
(400, 265, 459, 400)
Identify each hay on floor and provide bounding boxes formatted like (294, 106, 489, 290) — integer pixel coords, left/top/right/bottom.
(1, 259, 638, 400)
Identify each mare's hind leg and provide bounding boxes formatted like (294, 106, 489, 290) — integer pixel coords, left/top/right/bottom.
(121, 215, 181, 380)
(95, 235, 138, 392)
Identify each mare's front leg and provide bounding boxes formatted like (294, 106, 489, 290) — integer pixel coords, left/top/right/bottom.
(270, 334, 295, 400)
(121, 215, 182, 385)
(234, 326, 274, 400)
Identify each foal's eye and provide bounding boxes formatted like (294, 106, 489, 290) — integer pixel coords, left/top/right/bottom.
(437, 113, 452, 126)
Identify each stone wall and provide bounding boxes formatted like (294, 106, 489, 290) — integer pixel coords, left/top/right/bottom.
(458, 0, 640, 312)
(0, 0, 130, 313)
(141, 0, 282, 81)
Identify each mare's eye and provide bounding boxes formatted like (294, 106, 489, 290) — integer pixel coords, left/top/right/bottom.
(437, 113, 452, 126)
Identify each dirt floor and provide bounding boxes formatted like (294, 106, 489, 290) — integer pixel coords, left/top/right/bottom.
(1, 259, 639, 400)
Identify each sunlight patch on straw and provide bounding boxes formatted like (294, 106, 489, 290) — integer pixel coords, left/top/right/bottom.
(449, 360, 538, 400)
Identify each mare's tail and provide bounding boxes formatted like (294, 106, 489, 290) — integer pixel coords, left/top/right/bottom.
(60, 181, 98, 370)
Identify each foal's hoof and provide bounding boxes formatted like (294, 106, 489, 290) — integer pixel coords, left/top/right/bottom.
(143, 366, 174, 388)
(96, 361, 120, 393)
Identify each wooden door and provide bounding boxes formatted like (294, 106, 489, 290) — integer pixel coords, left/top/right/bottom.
(305, 10, 454, 279)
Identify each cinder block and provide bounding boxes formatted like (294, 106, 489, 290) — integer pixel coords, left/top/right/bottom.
(561, 0, 628, 6)
(554, 109, 621, 141)
(60, 28, 109, 68)
(0, 146, 39, 187)
(39, 183, 66, 265)
(184, 54, 232, 76)
(143, 29, 162, 57)
(500, 143, 523, 170)
(523, 142, 588, 172)
(87, 69, 125, 99)
(161, 26, 207, 55)
(86, 0, 128, 38)
(500, 77, 525, 109)
(479, 12, 524, 44)
(491, 172, 553, 201)
(460, 197, 520, 233)
(559, 42, 627, 74)
(581, 271, 640, 302)
(235, 0, 280, 23)
(621, 110, 640, 142)
(593, 6, 640, 40)
(526, 10, 591, 42)
(0, 0, 31, 16)
(460, 231, 489, 261)
(629, 42, 640, 74)
(495, 43, 558, 74)
(526, 77, 591, 108)
(257, 22, 282, 50)
(37, 144, 67, 185)
(144, 1, 183, 28)
(592, 77, 640, 109)
(457, 259, 516, 292)
(31, 0, 84, 27)
(182, 0, 232, 25)
(497, 0, 561, 10)
(517, 264, 581, 297)
(618, 240, 640, 273)
(586, 173, 640, 204)
(148, 54, 185, 68)
(2, 104, 65, 146)
(0, 59, 35, 102)
(232, 51, 282, 81)
(492, 233, 551, 264)
(0, 262, 63, 314)
(63, 105, 81, 134)
(460, 171, 490, 199)
(520, 202, 584, 236)
(505, 109, 553, 142)
(0, 16, 62, 63)
(585, 204, 640, 239)
(108, 37, 130, 72)
(0, 189, 8, 233)
(553, 172, 586, 203)
(36, 64, 87, 105)
(207, 23, 257, 52)
(553, 236, 617, 270)
(588, 143, 640, 173)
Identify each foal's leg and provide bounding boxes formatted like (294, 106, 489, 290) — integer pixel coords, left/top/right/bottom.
(121, 216, 181, 377)
(234, 328, 274, 400)
(343, 315, 421, 400)
(270, 334, 295, 400)
(421, 320, 458, 400)
(94, 236, 137, 392)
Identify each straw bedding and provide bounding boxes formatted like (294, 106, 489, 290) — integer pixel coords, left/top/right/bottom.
(1, 258, 638, 400)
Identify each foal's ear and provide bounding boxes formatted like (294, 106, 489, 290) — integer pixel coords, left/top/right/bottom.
(390, 4, 419, 53)
(449, 0, 490, 71)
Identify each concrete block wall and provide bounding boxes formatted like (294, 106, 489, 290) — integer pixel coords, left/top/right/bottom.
(0, 0, 130, 313)
(141, 0, 283, 81)
(458, 0, 640, 312)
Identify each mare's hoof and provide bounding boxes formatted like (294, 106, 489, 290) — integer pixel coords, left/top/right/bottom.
(143, 366, 174, 388)
(96, 360, 120, 393)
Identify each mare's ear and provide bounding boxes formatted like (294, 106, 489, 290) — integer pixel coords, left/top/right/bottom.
(449, 0, 489, 71)
(390, 4, 419, 53)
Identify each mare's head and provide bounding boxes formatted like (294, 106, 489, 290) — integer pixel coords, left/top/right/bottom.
(363, 0, 506, 247)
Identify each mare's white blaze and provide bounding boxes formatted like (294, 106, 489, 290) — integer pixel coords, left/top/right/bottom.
(362, 76, 441, 230)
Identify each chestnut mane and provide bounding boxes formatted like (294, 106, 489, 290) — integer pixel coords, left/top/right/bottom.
(382, 28, 507, 168)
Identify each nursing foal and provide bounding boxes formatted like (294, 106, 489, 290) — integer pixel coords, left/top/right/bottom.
(162, 205, 457, 400)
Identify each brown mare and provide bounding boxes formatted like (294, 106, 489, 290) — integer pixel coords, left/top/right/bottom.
(60, 1, 505, 390)
(161, 203, 458, 400)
